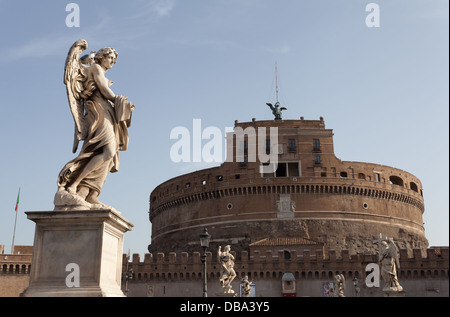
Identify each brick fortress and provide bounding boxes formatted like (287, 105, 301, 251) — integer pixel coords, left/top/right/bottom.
(149, 117, 428, 256)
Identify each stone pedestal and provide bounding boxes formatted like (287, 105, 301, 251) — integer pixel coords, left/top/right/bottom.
(22, 209, 133, 297)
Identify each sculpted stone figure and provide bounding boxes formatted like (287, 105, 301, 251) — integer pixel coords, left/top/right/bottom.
(334, 273, 345, 297)
(379, 238, 403, 293)
(54, 39, 135, 211)
(217, 245, 237, 295)
(240, 275, 252, 297)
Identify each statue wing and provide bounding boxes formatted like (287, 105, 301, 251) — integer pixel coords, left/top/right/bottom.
(64, 39, 88, 153)
(388, 240, 400, 268)
(266, 103, 274, 110)
(280, 107, 287, 111)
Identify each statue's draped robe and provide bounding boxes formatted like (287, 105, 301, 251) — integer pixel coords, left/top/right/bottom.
(57, 84, 134, 195)
(380, 246, 402, 291)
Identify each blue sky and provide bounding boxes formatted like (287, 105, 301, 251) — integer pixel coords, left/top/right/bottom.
(0, 0, 448, 256)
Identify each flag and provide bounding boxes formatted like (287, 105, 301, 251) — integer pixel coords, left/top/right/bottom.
(14, 188, 20, 212)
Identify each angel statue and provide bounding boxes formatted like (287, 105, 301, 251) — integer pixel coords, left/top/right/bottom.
(334, 273, 345, 297)
(54, 39, 135, 212)
(240, 275, 252, 297)
(266, 101, 287, 120)
(217, 245, 237, 296)
(379, 239, 403, 292)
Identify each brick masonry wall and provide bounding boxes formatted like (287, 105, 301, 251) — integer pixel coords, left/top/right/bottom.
(148, 119, 427, 256)
(122, 247, 449, 297)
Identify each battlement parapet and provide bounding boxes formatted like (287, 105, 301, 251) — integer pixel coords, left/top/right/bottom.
(126, 247, 448, 265)
(122, 247, 449, 282)
(0, 254, 32, 275)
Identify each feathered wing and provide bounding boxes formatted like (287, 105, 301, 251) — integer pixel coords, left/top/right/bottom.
(389, 240, 401, 269)
(64, 39, 88, 153)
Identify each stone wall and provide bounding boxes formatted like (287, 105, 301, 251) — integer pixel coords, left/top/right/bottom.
(122, 247, 449, 297)
(0, 245, 32, 297)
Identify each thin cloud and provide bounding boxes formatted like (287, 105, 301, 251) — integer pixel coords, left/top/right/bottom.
(153, 0, 175, 17)
(129, 0, 175, 20)
(0, 1, 176, 62)
(265, 42, 291, 55)
(6, 35, 76, 60)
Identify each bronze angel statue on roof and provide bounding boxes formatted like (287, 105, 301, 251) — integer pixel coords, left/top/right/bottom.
(54, 39, 135, 212)
(267, 101, 287, 120)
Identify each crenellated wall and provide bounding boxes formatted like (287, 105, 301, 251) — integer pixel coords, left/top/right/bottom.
(122, 247, 448, 297)
(0, 246, 32, 297)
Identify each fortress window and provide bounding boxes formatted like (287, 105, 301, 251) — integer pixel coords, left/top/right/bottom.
(313, 139, 321, 152)
(266, 139, 271, 154)
(216, 175, 223, 182)
(240, 140, 248, 154)
(340, 172, 348, 178)
(276, 163, 287, 177)
(314, 155, 321, 165)
(239, 157, 248, 168)
(410, 182, 418, 192)
(375, 173, 381, 182)
(201, 180, 207, 185)
(284, 250, 291, 260)
(185, 183, 191, 188)
(358, 173, 366, 180)
(288, 162, 300, 177)
(288, 139, 296, 152)
(389, 176, 404, 187)
(261, 162, 274, 178)
(235, 174, 240, 179)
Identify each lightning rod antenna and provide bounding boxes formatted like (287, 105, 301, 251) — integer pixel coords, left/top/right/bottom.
(275, 62, 279, 104)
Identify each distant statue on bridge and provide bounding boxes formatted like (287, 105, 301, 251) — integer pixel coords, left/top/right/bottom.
(334, 273, 345, 297)
(217, 245, 237, 296)
(240, 275, 252, 297)
(379, 238, 403, 293)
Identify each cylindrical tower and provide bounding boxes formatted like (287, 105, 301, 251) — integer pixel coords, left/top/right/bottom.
(149, 118, 427, 256)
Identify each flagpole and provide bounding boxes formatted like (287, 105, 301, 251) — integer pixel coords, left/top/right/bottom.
(11, 187, 20, 254)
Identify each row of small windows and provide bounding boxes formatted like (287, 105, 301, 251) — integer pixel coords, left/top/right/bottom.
(125, 268, 448, 282)
(153, 183, 424, 216)
(240, 139, 321, 155)
(127, 270, 349, 281)
(0, 264, 30, 274)
(162, 172, 421, 197)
